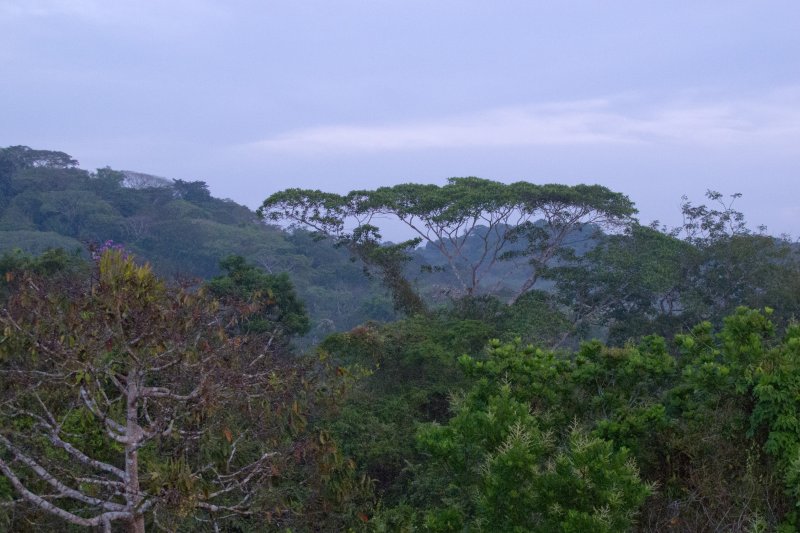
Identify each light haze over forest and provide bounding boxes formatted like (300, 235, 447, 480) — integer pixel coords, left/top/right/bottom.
(1, 1, 799, 236)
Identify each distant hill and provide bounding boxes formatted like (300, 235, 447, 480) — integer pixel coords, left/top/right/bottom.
(0, 145, 397, 341)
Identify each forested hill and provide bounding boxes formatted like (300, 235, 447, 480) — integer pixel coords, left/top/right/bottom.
(0, 145, 397, 338)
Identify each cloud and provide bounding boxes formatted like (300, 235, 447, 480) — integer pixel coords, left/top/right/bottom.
(0, 0, 119, 20)
(244, 89, 800, 155)
(0, 0, 227, 33)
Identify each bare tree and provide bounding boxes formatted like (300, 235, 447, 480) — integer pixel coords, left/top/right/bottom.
(120, 171, 171, 190)
(122, 215, 153, 241)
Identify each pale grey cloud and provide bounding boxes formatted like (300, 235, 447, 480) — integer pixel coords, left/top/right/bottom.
(0, 0, 95, 18)
(244, 89, 800, 155)
(0, 0, 227, 34)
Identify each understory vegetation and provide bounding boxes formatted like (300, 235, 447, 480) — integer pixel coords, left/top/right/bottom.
(2, 146, 800, 531)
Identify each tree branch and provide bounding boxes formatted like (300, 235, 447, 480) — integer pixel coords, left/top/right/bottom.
(0, 434, 127, 512)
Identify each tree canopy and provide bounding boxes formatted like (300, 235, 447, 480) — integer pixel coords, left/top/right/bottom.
(5, 144, 800, 531)
(259, 178, 637, 306)
(205, 254, 310, 339)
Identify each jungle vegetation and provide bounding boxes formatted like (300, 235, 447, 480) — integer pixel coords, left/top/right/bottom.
(2, 146, 800, 532)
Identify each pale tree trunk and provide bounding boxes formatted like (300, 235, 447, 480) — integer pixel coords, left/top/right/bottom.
(126, 375, 146, 533)
(510, 270, 539, 305)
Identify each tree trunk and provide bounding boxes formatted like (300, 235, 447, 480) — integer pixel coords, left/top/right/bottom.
(126, 376, 146, 533)
(510, 270, 539, 305)
(128, 515, 145, 533)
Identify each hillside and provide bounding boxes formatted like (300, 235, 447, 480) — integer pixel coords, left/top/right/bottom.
(0, 145, 396, 339)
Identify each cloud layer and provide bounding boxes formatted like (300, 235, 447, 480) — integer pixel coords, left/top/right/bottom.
(0, 0, 225, 33)
(246, 89, 800, 155)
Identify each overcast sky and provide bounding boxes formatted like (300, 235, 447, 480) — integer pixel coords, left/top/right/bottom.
(2, 1, 799, 236)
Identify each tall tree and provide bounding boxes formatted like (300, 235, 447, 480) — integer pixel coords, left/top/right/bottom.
(171, 179, 212, 203)
(259, 178, 636, 305)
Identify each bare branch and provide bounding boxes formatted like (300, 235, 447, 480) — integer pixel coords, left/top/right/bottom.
(80, 387, 128, 441)
(0, 434, 127, 512)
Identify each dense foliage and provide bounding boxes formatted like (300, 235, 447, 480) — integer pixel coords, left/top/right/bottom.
(3, 145, 800, 531)
(0, 146, 396, 339)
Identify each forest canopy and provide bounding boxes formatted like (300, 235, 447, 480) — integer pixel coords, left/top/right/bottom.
(2, 146, 800, 531)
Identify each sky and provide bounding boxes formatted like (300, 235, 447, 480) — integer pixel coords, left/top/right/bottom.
(2, 0, 799, 237)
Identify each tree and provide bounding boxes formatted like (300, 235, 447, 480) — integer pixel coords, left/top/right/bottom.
(0, 247, 86, 302)
(671, 191, 800, 325)
(0, 146, 78, 170)
(206, 254, 310, 340)
(659, 308, 796, 530)
(258, 178, 636, 306)
(37, 190, 122, 240)
(548, 224, 691, 343)
(0, 154, 13, 209)
(0, 146, 79, 213)
(0, 250, 314, 531)
(372, 339, 653, 531)
(549, 191, 800, 345)
(172, 179, 212, 203)
(120, 171, 171, 190)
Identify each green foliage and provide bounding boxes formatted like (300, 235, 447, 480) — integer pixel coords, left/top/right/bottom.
(381, 339, 653, 532)
(0, 247, 86, 301)
(0, 145, 396, 340)
(322, 314, 492, 501)
(549, 224, 690, 342)
(363, 309, 800, 531)
(260, 178, 636, 305)
(496, 290, 573, 347)
(649, 308, 799, 530)
(0, 230, 83, 255)
(752, 323, 800, 462)
(0, 145, 78, 170)
(351, 225, 427, 315)
(171, 179, 211, 203)
(206, 254, 310, 338)
(6, 144, 800, 531)
(551, 190, 800, 346)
